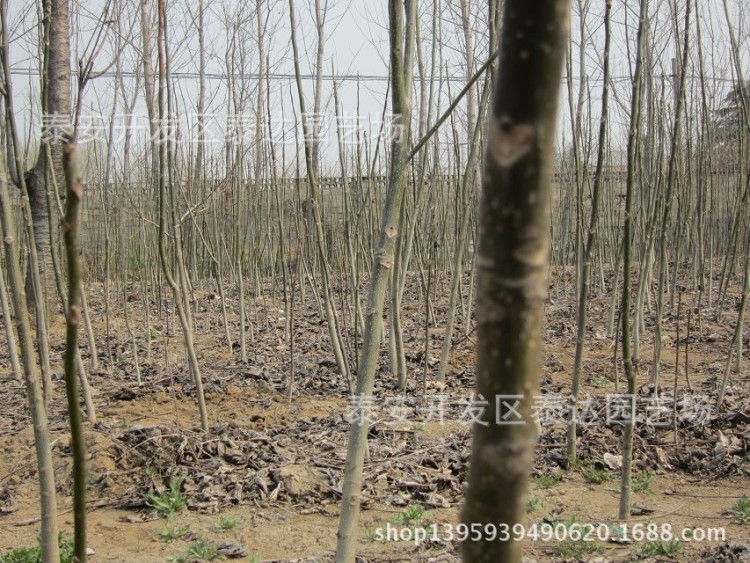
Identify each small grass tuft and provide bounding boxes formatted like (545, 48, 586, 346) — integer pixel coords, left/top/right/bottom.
(156, 525, 190, 543)
(556, 540, 605, 559)
(526, 496, 544, 513)
(0, 533, 74, 563)
(0, 547, 40, 563)
(147, 476, 187, 520)
(363, 528, 382, 543)
(391, 504, 425, 526)
(169, 539, 219, 562)
(632, 471, 654, 493)
(730, 496, 750, 524)
(216, 516, 240, 531)
(555, 515, 604, 559)
(187, 539, 218, 560)
(637, 540, 685, 559)
(536, 471, 563, 489)
(583, 467, 612, 485)
(568, 456, 586, 470)
(592, 376, 610, 388)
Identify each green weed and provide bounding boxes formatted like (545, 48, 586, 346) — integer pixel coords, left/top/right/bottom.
(156, 525, 190, 543)
(583, 467, 612, 484)
(391, 505, 425, 526)
(0, 533, 74, 563)
(730, 496, 750, 524)
(146, 476, 187, 519)
(536, 471, 563, 489)
(637, 540, 685, 559)
(632, 472, 654, 494)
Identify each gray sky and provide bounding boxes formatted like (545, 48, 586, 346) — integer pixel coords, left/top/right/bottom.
(5, 0, 748, 176)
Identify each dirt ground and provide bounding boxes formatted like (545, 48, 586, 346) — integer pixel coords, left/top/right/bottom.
(0, 270, 748, 562)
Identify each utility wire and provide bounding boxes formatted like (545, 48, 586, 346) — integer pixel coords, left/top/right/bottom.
(6, 66, 742, 84)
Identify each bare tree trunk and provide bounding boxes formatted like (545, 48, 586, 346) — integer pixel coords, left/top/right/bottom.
(1, 0, 54, 404)
(140, 0, 156, 179)
(26, 0, 70, 308)
(719, 225, 749, 406)
(311, 0, 325, 176)
(156, 0, 209, 433)
(0, 191, 20, 381)
(0, 172, 60, 563)
(619, 0, 649, 522)
(288, 0, 350, 384)
(461, 0, 569, 561)
(651, 0, 690, 390)
(435, 78, 491, 383)
(335, 1, 417, 560)
(567, 0, 611, 461)
(61, 139, 88, 563)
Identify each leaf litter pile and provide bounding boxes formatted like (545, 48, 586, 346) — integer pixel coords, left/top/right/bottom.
(0, 272, 748, 561)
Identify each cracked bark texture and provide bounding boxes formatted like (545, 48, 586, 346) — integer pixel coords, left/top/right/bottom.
(461, 1, 570, 561)
(25, 0, 71, 306)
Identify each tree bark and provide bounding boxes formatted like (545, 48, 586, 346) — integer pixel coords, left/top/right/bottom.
(26, 0, 71, 306)
(334, 0, 417, 560)
(61, 139, 88, 563)
(567, 0, 612, 461)
(461, 1, 569, 561)
(619, 0, 649, 522)
(0, 174, 60, 563)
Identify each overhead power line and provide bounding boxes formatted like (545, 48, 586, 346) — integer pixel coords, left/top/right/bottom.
(7, 66, 741, 85)
(7, 67, 432, 83)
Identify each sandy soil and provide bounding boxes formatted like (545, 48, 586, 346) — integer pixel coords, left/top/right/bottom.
(0, 272, 748, 562)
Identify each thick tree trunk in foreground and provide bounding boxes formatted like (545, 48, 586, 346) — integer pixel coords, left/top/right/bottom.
(27, 0, 71, 306)
(461, 1, 570, 561)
